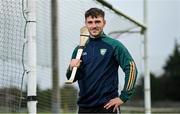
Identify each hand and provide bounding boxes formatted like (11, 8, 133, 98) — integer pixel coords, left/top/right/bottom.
(104, 97, 124, 112)
(70, 59, 82, 70)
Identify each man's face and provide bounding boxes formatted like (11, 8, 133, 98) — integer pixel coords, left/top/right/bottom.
(85, 16, 106, 38)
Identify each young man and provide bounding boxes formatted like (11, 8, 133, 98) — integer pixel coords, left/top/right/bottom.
(66, 8, 138, 114)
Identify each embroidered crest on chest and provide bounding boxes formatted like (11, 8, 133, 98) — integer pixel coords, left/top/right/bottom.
(100, 49, 107, 56)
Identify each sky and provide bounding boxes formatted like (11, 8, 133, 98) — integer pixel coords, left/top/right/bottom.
(108, 0, 180, 76)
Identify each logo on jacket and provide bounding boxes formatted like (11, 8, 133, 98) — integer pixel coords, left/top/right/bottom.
(100, 49, 107, 56)
(82, 52, 87, 56)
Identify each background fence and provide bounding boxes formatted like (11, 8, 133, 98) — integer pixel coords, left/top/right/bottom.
(0, 0, 145, 113)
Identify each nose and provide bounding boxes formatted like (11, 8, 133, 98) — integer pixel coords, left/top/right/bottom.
(91, 22, 97, 28)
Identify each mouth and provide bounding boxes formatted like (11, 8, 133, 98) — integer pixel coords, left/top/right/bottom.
(91, 28, 99, 33)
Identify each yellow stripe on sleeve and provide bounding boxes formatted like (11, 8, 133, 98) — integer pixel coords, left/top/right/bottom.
(128, 62, 136, 90)
(126, 61, 133, 90)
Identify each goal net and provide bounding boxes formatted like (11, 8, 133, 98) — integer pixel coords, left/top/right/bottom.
(0, 0, 26, 112)
(0, 0, 145, 113)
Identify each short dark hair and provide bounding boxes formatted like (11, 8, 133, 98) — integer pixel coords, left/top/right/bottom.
(85, 8, 105, 19)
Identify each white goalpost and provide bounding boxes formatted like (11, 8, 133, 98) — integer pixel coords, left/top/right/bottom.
(143, 0, 151, 114)
(26, 0, 37, 113)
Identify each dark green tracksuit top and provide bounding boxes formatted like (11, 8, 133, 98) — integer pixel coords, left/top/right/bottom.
(66, 33, 138, 108)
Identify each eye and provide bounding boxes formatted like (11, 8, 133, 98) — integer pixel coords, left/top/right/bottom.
(87, 21, 92, 24)
(95, 20, 101, 24)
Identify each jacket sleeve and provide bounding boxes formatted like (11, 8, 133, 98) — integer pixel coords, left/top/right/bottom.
(66, 46, 81, 82)
(114, 41, 138, 102)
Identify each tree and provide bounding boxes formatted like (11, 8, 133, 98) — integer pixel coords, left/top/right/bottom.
(163, 40, 180, 77)
(134, 40, 180, 103)
(162, 40, 180, 101)
(134, 73, 162, 101)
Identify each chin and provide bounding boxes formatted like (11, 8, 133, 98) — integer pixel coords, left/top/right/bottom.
(91, 34, 99, 38)
(91, 33, 100, 37)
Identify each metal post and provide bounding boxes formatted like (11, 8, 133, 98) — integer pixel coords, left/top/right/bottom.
(26, 0, 37, 113)
(51, 0, 60, 113)
(143, 0, 151, 114)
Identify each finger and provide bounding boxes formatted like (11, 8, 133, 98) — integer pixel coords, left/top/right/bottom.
(76, 62, 80, 66)
(77, 63, 81, 67)
(75, 60, 82, 67)
(106, 102, 115, 109)
(104, 102, 110, 108)
(113, 105, 119, 112)
(104, 102, 111, 109)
